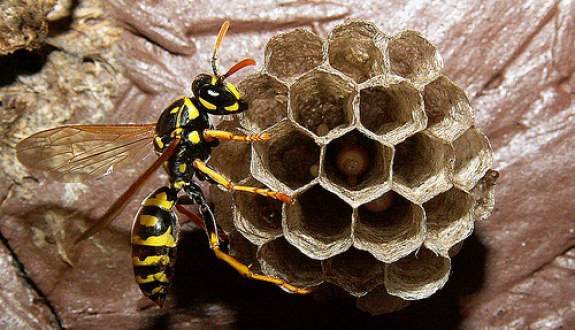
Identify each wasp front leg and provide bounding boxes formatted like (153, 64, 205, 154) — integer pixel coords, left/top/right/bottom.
(202, 129, 271, 143)
(182, 183, 309, 294)
(192, 159, 293, 204)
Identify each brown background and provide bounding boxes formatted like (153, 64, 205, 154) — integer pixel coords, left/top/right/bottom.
(0, 0, 574, 329)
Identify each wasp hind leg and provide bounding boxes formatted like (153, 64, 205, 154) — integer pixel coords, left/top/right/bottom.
(182, 183, 310, 295)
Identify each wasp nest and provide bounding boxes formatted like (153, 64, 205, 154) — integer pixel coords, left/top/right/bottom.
(208, 20, 497, 315)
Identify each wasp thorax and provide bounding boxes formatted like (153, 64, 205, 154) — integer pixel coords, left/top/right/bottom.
(209, 20, 497, 315)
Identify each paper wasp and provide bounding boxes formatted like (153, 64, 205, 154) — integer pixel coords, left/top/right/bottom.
(16, 21, 310, 307)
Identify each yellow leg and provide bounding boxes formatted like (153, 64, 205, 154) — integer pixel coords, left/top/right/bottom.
(192, 159, 293, 204)
(208, 232, 310, 294)
(203, 129, 271, 143)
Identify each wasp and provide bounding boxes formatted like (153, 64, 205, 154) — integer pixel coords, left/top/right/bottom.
(16, 21, 310, 307)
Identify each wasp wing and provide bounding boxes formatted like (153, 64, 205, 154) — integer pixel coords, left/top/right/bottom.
(16, 124, 156, 182)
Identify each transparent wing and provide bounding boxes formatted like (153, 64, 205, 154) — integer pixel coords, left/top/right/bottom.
(16, 124, 156, 183)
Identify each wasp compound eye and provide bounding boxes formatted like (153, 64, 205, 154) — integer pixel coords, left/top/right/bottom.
(209, 20, 497, 315)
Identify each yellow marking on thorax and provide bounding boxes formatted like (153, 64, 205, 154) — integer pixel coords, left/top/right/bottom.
(178, 163, 187, 173)
(199, 97, 217, 110)
(132, 255, 169, 267)
(227, 82, 241, 99)
(142, 198, 175, 210)
(132, 226, 177, 247)
(184, 97, 200, 120)
(173, 181, 188, 189)
(135, 271, 169, 284)
(171, 127, 183, 138)
(151, 286, 166, 294)
(154, 136, 164, 149)
(138, 215, 159, 227)
(225, 102, 239, 112)
(188, 131, 201, 144)
(170, 106, 179, 114)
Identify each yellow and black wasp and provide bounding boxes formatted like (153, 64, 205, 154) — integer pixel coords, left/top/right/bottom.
(16, 21, 310, 307)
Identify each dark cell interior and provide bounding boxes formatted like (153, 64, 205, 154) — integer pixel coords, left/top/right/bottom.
(393, 133, 440, 187)
(297, 185, 352, 238)
(259, 237, 323, 285)
(236, 185, 284, 233)
(267, 130, 320, 190)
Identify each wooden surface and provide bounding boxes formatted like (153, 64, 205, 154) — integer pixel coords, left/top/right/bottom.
(0, 0, 574, 329)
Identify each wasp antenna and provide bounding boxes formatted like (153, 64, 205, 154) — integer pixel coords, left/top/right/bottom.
(222, 58, 256, 80)
(211, 20, 230, 76)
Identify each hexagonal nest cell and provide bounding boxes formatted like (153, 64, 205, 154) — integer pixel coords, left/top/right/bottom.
(323, 130, 391, 192)
(423, 76, 474, 141)
(207, 20, 497, 315)
(323, 248, 385, 296)
(253, 124, 320, 191)
(233, 177, 284, 244)
(290, 70, 355, 137)
(258, 237, 323, 287)
(359, 80, 425, 144)
(239, 73, 289, 131)
(285, 185, 353, 259)
(453, 127, 493, 191)
(423, 188, 475, 255)
(388, 30, 443, 85)
(385, 248, 451, 300)
(265, 29, 324, 81)
(392, 132, 453, 202)
(328, 21, 385, 83)
(354, 192, 425, 263)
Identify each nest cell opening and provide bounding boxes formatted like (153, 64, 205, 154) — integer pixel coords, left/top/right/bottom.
(285, 185, 352, 255)
(359, 82, 423, 140)
(323, 130, 390, 191)
(239, 74, 289, 131)
(258, 237, 323, 286)
(234, 178, 283, 241)
(290, 70, 355, 136)
(356, 285, 411, 315)
(264, 129, 320, 190)
(208, 120, 250, 182)
(388, 31, 442, 83)
(265, 29, 324, 81)
(453, 128, 493, 191)
(328, 21, 384, 83)
(323, 248, 385, 296)
(385, 248, 450, 300)
(423, 76, 473, 141)
(423, 188, 474, 252)
(355, 192, 424, 262)
(393, 133, 446, 189)
(228, 231, 259, 270)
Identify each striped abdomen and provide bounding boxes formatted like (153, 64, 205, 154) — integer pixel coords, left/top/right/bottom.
(131, 187, 179, 307)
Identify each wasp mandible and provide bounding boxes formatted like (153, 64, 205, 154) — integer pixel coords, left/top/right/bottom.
(16, 21, 310, 307)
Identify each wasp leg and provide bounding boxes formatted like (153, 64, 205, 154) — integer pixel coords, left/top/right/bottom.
(183, 183, 310, 295)
(203, 129, 271, 143)
(192, 159, 293, 204)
